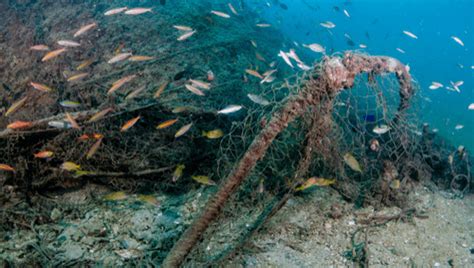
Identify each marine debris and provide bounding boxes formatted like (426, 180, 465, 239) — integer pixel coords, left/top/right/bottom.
(0, 0, 471, 266)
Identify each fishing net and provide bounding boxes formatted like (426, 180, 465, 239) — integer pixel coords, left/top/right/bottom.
(0, 0, 471, 266)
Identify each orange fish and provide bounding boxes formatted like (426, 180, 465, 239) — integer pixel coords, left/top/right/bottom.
(66, 112, 80, 129)
(86, 138, 103, 159)
(7, 121, 33, 130)
(156, 118, 178, 129)
(78, 134, 90, 141)
(0, 164, 15, 172)
(154, 81, 169, 98)
(30, 82, 52, 92)
(120, 116, 140, 132)
(93, 133, 104, 139)
(34, 151, 54, 159)
(41, 48, 67, 62)
(108, 75, 137, 95)
(245, 69, 263, 79)
(88, 108, 113, 123)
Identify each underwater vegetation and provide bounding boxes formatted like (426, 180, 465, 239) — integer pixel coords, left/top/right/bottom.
(0, 0, 472, 266)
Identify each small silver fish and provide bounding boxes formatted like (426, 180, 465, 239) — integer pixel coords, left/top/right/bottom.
(217, 105, 242, 114)
(48, 120, 72, 129)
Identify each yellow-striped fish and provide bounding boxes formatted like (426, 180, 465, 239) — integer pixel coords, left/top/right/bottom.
(5, 97, 27, 117)
(192, 175, 216, 185)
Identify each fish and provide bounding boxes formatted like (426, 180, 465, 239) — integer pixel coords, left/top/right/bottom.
(175, 123, 193, 138)
(202, 129, 224, 139)
(103, 191, 128, 201)
(73, 22, 97, 37)
(30, 45, 50, 51)
(396, 48, 406, 54)
(108, 74, 136, 95)
(389, 179, 400, 190)
(451, 36, 464, 46)
(125, 86, 145, 100)
(154, 81, 169, 98)
(228, 3, 238, 15)
(448, 154, 454, 165)
(7, 121, 33, 130)
(34, 151, 54, 159)
(86, 138, 103, 159)
(67, 72, 88, 82)
(258, 178, 265, 194)
(48, 121, 72, 129)
(0, 164, 15, 172)
(343, 9, 350, 18)
(5, 97, 27, 117)
(255, 52, 266, 62)
(124, 8, 152, 15)
(251, 40, 257, 48)
(192, 175, 217, 185)
(172, 107, 190, 114)
(295, 177, 336, 191)
(452, 80, 464, 87)
(30, 82, 52, 92)
(172, 164, 185, 182)
(137, 195, 159, 206)
(211, 10, 231, 18)
(156, 118, 178, 129)
(59, 100, 81, 108)
(373, 125, 390, 134)
(41, 48, 66, 61)
(57, 40, 81, 47)
(403, 30, 418, 39)
(185, 84, 205, 96)
(128, 55, 155, 62)
(303, 43, 325, 53)
(66, 112, 80, 129)
(245, 69, 264, 79)
(429, 82, 443, 90)
(120, 116, 140, 132)
(108, 52, 132, 64)
(76, 59, 94, 70)
(173, 25, 193, 31)
(247, 94, 270, 106)
(278, 50, 294, 68)
(104, 7, 128, 16)
(88, 108, 113, 123)
(177, 30, 196, 41)
(343, 153, 362, 172)
(217, 105, 242, 114)
(320, 21, 336, 28)
(256, 23, 271, 28)
(189, 79, 211, 90)
(286, 49, 302, 63)
(359, 44, 367, 48)
(455, 124, 464, 130)
(468, 103, 474, 110)
(61, 161, 81, 171)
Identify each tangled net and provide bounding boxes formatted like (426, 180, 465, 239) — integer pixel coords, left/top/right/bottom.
(0, 0, 471, 266)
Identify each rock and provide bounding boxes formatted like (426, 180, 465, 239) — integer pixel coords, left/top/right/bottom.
(50, 208, 62, 221)
(63, 244, 84, 260)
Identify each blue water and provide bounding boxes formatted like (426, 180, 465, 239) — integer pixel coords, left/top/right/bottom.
(248, 0, 474, 151)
